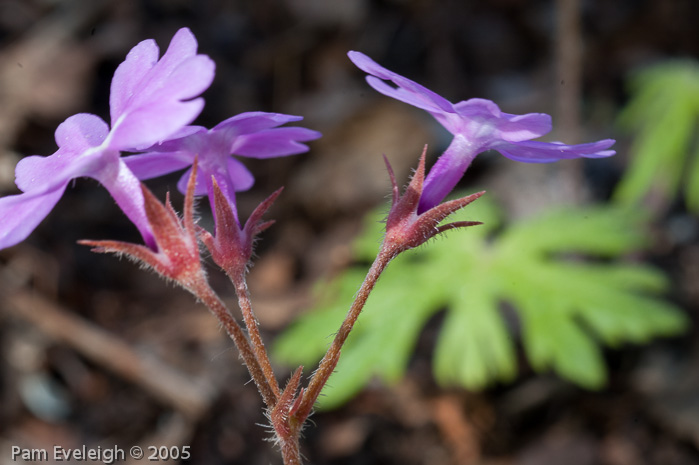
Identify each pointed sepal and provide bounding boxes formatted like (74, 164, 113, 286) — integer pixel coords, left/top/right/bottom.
(200, 182, 283, 278)
(382, 147, 484, 256)
(79, 160, 205, 292)
(383, 153, 400, 206)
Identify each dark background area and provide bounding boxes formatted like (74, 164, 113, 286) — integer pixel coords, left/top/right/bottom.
(0, 0, 698, 464)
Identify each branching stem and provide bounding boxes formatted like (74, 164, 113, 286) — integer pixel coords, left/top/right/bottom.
(192, 276, 279, 408)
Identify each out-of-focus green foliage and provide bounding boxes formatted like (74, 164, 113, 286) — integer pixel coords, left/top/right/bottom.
(614, 60, 699, 211)
(273, 196, 688, 409)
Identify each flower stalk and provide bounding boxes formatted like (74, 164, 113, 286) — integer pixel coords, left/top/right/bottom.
(232, 274, 282, 402)
(273, 147, 485, 461)
(192, 278, 279, 408)
(199, 179, 285, 404)
(79, 161, 280, 408)
(292, 244, 396, 424)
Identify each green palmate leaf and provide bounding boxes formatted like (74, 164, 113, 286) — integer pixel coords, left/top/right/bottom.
(273, 196, 689, 408)
(433, 275, 517, 389)
(613, 60, 699, 211)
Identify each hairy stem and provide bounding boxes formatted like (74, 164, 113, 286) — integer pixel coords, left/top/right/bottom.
(192, 277, 278, 408)
(292, 242, 398, 424)
(231, 270, 281, 403)
(272, 368, 304, 465)
(280, 437, 302, 465)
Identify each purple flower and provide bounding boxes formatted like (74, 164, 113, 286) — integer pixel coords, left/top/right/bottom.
(0, 28, 215, 250)
(123, 112, 321, 221)
(348, 51, 616, 213)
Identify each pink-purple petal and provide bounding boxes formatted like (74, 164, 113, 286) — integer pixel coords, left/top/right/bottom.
(140, 55, 216, 106)
(419, 135, 477, 213)
(175, 165, 241, 222)
(109, 97, 206, 149)
(453, 99, 552, 141)
(89, 158, 155, 248)
(226, 157, 255, 191)
(214, 112, 305, 134)
(348, 51, 398, 80)
(496, 111, 552, 142)
(232, 127, 321, 158)
(15, 114, 110, 192)
(175, 156, 254, 199)
(133, 126, 208, 153)
(365, 76, 450, 113)
(109, 27, 215, 149)
(349, 51, 454, 113)
(111, 28, 198, 121)
(389, 74, 455, 113)
(176, 167, 201, 196)
(0, 186, 67, 249)
(123, 151, 194, 179)
(110, 39, 160, 123)
(147, 27, 199, 79)
(493, 139, 617, 163)
(56, 113, 111, 151)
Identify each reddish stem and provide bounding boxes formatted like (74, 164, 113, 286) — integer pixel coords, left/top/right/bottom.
(279, 432, 302, 465)
(230, 269, 281, 403)
(271, 367, 305, 465)
(270, 244, 398, 464)
(292, 242, 398, 424)
(191, 276, 279, 408)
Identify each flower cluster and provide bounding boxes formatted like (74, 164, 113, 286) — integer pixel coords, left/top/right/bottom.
(124, 112, 319, 222)
(0, 28, 619, 465)
(0, 32, 616, 258)
(348, 51, 615, 213)
(0, 28, 320, 251)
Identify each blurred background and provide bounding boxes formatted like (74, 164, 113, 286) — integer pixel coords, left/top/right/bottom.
(0, 0, 697, 464)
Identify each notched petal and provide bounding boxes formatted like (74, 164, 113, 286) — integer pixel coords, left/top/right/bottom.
(109, 27, 215, 150)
